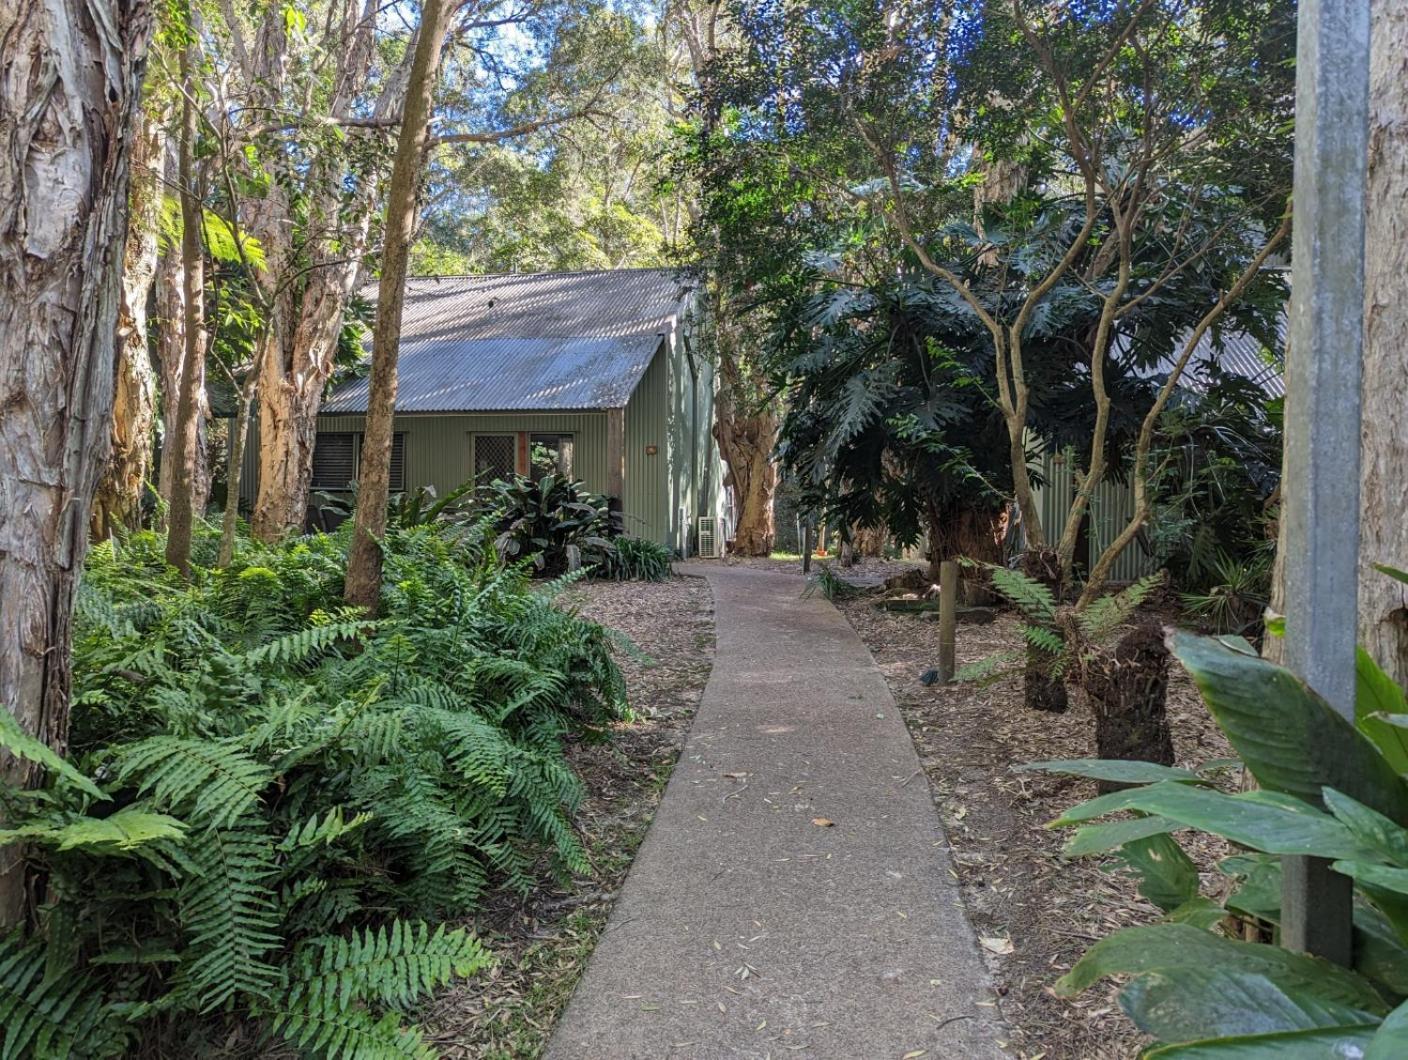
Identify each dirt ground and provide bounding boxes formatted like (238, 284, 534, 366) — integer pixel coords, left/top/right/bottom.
(422, 574, 716, 1059)
(833, 571, 1236, 1060)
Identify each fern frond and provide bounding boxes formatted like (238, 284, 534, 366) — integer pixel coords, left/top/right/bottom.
(0, 933, 127, 1059)
(266, 1005, 436, 1060)
(989, 566, 1057, 623)
(116, 737, 271, 828)
(244, 619, 374, 668)
(286, 921, 489, 1012)
(0, 808, 186, 852)
(1022, 625, 1065, 655)
(955, 651, 1023, 684)
(173, 824, 282, 1010)
(1076, 573, 1165, 642)
(278, 808, 372, 851)
(0, 709, 107, 802)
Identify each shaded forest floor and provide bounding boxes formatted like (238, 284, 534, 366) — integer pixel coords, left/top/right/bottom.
(421, 574, 716, 1058)
(833, 575, 1236, 1060)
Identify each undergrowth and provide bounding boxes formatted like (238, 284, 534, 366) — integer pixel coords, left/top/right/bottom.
(1, 521, 628, 1059)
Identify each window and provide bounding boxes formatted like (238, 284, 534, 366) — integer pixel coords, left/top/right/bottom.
(311, 433, 357, 490)
(474, 434, 517, 483)
(310, 431, 406, 491)
(529, 433, 574, 481)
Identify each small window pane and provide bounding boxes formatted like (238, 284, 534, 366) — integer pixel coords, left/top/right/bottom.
(311, 433, 356, 490)
(529, 434, 573, 482)
(474, 434, 516, 483)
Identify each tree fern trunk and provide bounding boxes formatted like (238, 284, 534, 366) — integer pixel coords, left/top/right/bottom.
(1019, 549, 1068, 713)
(0, 0, 152, 926)
(1083, 623, 1175, 794)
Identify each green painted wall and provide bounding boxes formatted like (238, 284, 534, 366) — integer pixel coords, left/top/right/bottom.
(315, 411, 611, 497)
(240, 324, 724, 553)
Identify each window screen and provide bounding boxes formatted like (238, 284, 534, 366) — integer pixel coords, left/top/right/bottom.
(529, 434, 574, 481)
(474, 434, 517, 483)
(310, 433, 357, 490)
(388, 433, 406, 492)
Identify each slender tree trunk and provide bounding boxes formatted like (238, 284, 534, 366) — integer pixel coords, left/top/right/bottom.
(344, 0, 452, 611)
(218, 378, 257, 568)
(165, 38, 206, 575)
(0, 0, 152, 927)
(1360, 0, 1408, 685)
(93, 113, 164, 539)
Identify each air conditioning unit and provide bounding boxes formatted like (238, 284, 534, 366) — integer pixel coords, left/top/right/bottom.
(697, 516, 722, 559)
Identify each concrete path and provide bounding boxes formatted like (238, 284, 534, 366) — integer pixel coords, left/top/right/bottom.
(546, 566, 1007, 1060)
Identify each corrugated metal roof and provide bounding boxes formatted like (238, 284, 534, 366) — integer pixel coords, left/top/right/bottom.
(324, 269, 694, 413)
(1128, 311, 1286, 398)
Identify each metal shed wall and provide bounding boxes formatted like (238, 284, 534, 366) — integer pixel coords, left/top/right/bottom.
(1031, 446, 1162, 582)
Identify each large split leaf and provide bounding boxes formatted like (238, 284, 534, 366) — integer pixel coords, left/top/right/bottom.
(1170, 632, 1408, 821)
(1055, 923, 1389, 1014)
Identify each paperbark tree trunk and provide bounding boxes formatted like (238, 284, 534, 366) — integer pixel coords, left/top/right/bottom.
(0, 0, 152, 926)
(165, 37, 207, 575)
(713, 361, 777, 556)
(1360, 0, 1408, 685)
(217, 377, 256, 568)
(93, 113, 164, 539)
(344, 0, 452, 612)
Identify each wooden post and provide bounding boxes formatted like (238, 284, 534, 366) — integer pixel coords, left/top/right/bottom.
(606, 408, 625, 506)
(801, 521, 813, 575)
(937, 560, 958, 684)
(1280, 0, 1370, 966)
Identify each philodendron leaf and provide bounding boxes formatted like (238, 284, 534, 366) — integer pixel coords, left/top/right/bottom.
(1119, 967, 1381, 1045)
(1144, 1025, 1378, 1058)
(1053, 782, 1380, 862)
(1056, 923, 1389, 1014)
(1166, 897, 1228, 931)
(1020, 758, 1208, 786)
(1115, 833, 1200, 913)
(1222, 853, 1282, 923)
(1366, 999, 1408, 1060)
(1357, 647, 1408, 773)
(1170, 631, 1408, 822)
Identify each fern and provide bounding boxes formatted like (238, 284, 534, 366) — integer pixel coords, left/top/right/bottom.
(116, 737, 271, 828)
(988, 566, 1057, 624)
(174, 824, 283, 1010)
(0, 934, 127, 1059)
(285, 921, 489, 1011)
(0, 709, 106, 803)
(265, 1006, 437, 1060)
(1077, 573, 1165, 642)
(0, 808, 186, 852)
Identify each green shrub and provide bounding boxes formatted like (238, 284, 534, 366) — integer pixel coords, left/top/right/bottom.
(606, 536, 673, 582)
(1, 520, 628, 1058)
(1027, 566, 1408, 1056)
(485, 474, 615, 577)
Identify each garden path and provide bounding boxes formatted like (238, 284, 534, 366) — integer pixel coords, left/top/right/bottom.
(544, 564, 1008, 1059)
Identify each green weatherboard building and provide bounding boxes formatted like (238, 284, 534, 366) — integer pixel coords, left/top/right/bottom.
(244, 269, 726, 555)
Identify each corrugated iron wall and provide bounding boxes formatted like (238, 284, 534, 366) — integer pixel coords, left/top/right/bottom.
(1031, 448, 1161, 582)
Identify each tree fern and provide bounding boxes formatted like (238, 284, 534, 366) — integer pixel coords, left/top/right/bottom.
(988, 565, 1057, 624)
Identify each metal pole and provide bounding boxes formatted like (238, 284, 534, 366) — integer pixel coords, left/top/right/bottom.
(1281, 0, 1370, 966)
(937, 560, 958, 684)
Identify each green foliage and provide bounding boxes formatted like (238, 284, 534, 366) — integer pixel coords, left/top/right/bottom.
(1036, 574, 1408, 1055)
(3, 520, 627, 1057)
(605, 536, 673, 583)
(487, 474, 615, 577)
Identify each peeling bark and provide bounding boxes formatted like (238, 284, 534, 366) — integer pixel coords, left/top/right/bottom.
(0, 0, 152, 925)
(93, 113, 163, 539)
(1360, 0, 1408, 685)
(713, 360, 777, 556)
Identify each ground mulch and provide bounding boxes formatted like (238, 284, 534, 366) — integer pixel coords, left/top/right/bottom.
(834, 571, 1235, 1060)
(422, 573, 716, 1059)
